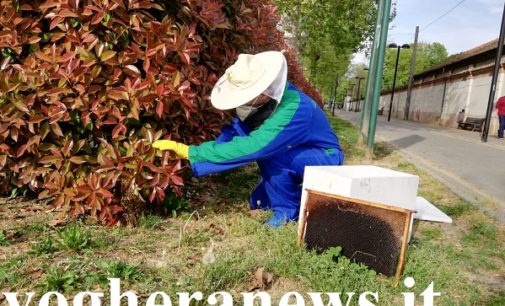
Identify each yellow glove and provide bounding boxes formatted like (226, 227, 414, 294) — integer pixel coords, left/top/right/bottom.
(152, 140, 189, 160)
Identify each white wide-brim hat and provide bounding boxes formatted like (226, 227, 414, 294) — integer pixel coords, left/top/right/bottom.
(211, 51, 286, 110)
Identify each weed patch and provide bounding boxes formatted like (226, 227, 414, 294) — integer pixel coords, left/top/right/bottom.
(139, 214, 164, 229)
(471, 222, 497, 240)
(57, 224, 92, 251)
(39, 267, 80, 292)
(98, 260, 143, 282)
(29, 237, 56, 256)
(419, 227, 443, 240)
(0, 230, 9, 246)
(439, 202, 476, 217)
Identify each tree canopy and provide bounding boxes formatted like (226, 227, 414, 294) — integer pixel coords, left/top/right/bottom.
(382, 42, 449, 90)
(273, 0, 378, 101)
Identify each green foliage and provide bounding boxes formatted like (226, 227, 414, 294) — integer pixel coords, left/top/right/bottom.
(0, 230, 9, 246)
(486, 292, 505, 306)
(139, 214, 164, 229)
(0, 257, 23, 287)
(30, 237, 56, 256)
(382, 42, 449, 90)
(158, 190, 190, 216)
(57, 224, 92, 251)
(202, 256, 256, 293)
(39, 267, 79, 292)
(99, 260, 142, 282)
(439, 202, 475, 217)
(274, 0, 377, 98)
(22, 222, 50, 234)
(420, 227, 442, 240)
(183, 228, 213, 245)
(470, 223, 497, 240)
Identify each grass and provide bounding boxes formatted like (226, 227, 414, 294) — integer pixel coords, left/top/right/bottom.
(57, 223, 92, 251)
(39, 267, 80, 292)
(29, 237, 56, 256)
(139, 214, 164, 229)
(98, 260, 143, 282)
(0, 230, 9, 246)
(0, 116, 504, 305)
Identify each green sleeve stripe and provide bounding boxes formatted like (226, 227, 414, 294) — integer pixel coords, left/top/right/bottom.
(189, 87, 300, 164)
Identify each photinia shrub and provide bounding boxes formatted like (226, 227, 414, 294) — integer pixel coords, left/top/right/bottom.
(0, 0, 322, 224)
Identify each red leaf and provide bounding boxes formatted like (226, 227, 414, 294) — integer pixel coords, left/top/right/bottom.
(97, 188, 113, 198)
(59, 10, 78, 18)
(62, 139, 74, 157)
(69, 156, 88, 164)
(16, 144, 28, 157)
(170, 175, 184, 186)
(179, 52, 190, 65)
(49, 17, 63, 30)
(155, 100, 164, 118)
(50, 123, 64, 137)
(112, 124, 126, 139)
(39, 155, 62, 165)
(39, 0, 59, 9)
(91, 11, 105, 25)
(69, 0, 80, 9)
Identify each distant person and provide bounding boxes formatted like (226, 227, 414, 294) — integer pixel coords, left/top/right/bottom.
(496, 97, 505, 138)
(457, 109, 465, 124)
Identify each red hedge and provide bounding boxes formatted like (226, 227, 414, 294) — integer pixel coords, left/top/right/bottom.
(0, 0, 322, 224)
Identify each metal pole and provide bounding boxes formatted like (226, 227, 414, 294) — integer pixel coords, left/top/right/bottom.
(367, 0, 392, 153)
(359, 4, 382, 145)
(332, 76, 339, 117)
(331, 74, 339, 116)
(355, 77, 364, 112)
(388, 46, 401, 122)
(405, 26, 419, 120)
(349, 84, 355, 111)
(482, 2, 505, 142)
(355, 79, 361, 112)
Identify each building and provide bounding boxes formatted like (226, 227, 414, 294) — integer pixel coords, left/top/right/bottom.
(378, 39, 503, 134)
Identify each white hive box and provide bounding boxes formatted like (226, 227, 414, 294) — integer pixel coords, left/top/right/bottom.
(299, 165, 419, 213)
(298, 165, 420, 240)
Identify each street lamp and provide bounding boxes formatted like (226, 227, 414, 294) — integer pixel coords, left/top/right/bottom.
(355, 76, 365, 112)
(387, 43, 410, 121)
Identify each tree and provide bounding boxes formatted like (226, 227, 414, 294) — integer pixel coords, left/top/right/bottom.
(382, 42, 449, 90)
(273, 0, 378, 100)
(415, 42, 449, 72)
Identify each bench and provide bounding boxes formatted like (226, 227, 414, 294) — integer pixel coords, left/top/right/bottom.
(457, 117, 485, 132)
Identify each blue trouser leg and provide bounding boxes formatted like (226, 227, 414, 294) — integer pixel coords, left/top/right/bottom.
(249, 178, 270, 210)
(498, 115, 505, 138)
(250, 146, 344, 226)
(255, 157, 301, 222)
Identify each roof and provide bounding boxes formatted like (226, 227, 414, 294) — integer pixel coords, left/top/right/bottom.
(415, 38, 500, 78)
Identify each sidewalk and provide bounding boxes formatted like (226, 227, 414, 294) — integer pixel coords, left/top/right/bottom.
(335, 109, 505, 223)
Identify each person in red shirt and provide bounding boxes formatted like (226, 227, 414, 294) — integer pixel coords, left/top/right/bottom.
(496, 96, 505, 138)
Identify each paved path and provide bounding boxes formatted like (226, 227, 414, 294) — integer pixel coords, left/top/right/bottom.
(335, 110, 505, 222)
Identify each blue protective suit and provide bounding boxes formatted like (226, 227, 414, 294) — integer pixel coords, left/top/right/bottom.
(188, 83, 344, 226)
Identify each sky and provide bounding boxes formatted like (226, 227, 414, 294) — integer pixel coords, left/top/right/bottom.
(354, 0, 504, 63)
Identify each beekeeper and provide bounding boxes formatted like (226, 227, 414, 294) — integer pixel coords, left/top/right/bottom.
(153, 51, 344, 227)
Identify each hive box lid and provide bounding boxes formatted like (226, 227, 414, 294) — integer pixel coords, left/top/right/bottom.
(299, 165, 419, 222)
